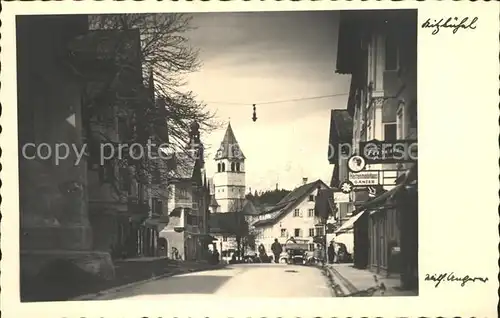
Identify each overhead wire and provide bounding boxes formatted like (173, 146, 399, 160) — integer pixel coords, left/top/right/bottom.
(204, 92, 349, 107)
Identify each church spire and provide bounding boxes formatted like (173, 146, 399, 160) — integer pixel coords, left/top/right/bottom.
(214, 122, 245, 161)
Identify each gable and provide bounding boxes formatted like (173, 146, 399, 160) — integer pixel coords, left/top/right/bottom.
(253, 179, 329, 227)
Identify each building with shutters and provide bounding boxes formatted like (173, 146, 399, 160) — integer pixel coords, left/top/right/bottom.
(158, 122, 212, 261)
(252, 178, 333, 255)
(333, 9, 418, 291)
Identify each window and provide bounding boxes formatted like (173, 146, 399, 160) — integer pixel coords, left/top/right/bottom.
(308, 195, 314, 202)
(397, 107, 404, 139)
(119, 168, 131, 193)
(315, 227, 324, 236)
(236, 162, 241, 172)
(293, 209, 301, 217)
(223, 236, 228, 242)
(294, 228, 302, 237)
(231, 162, 235, 172)
(217, 163, 221, 172)
(152, 167, 161, 184)
(177, 188, 188, 199)
(280, 229, 287, 237)
(152, 199, 163, 215)
(308, 244, 315, 251)
(221, 163, 226, 172)
(308, 209, 315, 217)
(384, 123, 397, 141)
(308, 228, 315, 237)
(385, 34, 399, 71)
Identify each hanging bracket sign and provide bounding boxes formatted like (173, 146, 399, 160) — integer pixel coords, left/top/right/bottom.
(333, 191, 350, 203)
(348, 171, 380, 186)
(359, 139, 418, 164)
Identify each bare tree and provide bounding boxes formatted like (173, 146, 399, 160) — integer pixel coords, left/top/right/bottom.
(74, 13, 222, 198)
(88, 13, 220, 150)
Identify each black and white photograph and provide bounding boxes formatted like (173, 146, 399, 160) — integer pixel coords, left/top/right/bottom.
(15, 9, 418, 301)
(1, 1, 498, 317)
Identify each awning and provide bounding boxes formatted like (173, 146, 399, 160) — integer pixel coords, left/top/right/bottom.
(334, 211, 366, 234)
(143, 216, 169, 231)
(358, 184, 404, 210)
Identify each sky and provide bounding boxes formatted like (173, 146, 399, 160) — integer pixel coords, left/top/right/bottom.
(184, 11, 351, 192)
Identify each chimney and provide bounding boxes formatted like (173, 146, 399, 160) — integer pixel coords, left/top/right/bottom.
(302, 177, 308, 185)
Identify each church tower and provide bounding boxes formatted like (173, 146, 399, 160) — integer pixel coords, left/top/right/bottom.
(213, 122, 246, 213)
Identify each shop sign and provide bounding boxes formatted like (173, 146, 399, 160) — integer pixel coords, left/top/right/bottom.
(348, 171, 379, 186)
(359, 139, 418, 164)
(333, 191, 350, 203)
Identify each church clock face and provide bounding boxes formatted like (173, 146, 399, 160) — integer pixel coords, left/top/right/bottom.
(216, 149, 222, 158)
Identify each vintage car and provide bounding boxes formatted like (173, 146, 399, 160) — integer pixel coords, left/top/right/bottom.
(283, 243, 309, 265)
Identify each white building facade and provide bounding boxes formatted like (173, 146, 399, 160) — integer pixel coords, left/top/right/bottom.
(253, 179, 331, 254)
(212, 122, 246, 213)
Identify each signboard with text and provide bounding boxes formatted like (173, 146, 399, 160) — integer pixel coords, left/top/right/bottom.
(359, 139, 418, 164)
(348, 171, 379, 186)
(333, 192, 350, 203)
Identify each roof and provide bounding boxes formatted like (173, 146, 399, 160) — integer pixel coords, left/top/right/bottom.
(241, 198, 274, 216)
(253, 179, 329, 227)
(328, 110, 353, 164)
(314, 188, 336, 220)
(209, 194, 220, 207)
(68, 29, 142, 68)
(164, 152, 196, 180)
(214, 123, 245, 160)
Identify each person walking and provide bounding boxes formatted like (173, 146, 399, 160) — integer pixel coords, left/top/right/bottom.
(327, 241, 335, 264)
(271, 238, 283, 264)
(212, 247, 220, 265)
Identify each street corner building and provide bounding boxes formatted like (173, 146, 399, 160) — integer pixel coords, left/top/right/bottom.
(328, 9, 418, 292)
(157, 121, 213, 262)
(17, 15, 120, 296)
(15, 14, 212, 301)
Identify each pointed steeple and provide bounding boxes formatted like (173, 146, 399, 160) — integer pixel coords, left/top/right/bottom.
(215, 122, 245, 160)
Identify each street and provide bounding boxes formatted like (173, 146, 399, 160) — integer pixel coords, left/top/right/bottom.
(92, 263, 334, 300)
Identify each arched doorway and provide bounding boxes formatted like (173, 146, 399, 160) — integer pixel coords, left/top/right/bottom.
(158, 237, 168, 257)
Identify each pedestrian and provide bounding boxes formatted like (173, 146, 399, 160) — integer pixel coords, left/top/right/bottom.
(271, 238, 283, 264)
(258, 243, 267, 263)
(212, 248, 220, 265)
(314, 244, 325, 266)
(328, 241, 335, 264)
